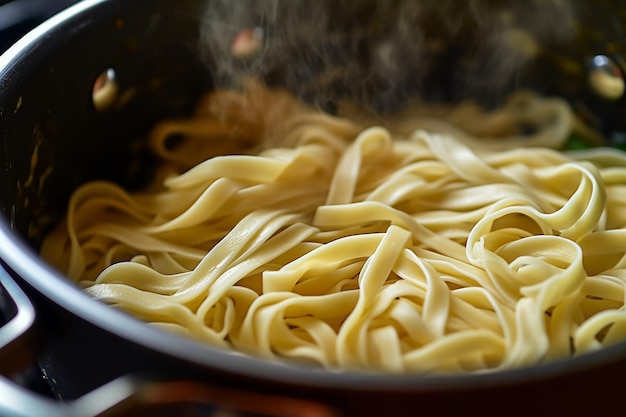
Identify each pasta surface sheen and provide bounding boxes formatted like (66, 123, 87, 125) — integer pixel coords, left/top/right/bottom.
(42, 87, 626, 374)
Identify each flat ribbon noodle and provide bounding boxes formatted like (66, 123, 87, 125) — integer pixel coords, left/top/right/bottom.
(41, 89, 626, 374)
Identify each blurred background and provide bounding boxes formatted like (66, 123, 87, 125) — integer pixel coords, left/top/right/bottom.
(0, 0, 79, 53)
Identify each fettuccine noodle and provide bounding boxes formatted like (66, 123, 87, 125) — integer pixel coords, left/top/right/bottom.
(41, 85, 626, 374)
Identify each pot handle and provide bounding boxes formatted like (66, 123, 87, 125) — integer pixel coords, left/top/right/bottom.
(68, 376, 340, 417)
(0, 372, 339, 417)
(0, 270, 339, 417)
(0, 267, 38, 376)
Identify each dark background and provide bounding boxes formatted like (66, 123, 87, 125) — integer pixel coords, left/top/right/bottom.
(0, 0, 80, 53)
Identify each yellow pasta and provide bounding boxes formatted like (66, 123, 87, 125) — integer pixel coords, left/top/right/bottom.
(41, 85, 626, 374)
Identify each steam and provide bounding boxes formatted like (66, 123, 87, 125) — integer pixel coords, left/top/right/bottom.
(199, 0, 579, 115)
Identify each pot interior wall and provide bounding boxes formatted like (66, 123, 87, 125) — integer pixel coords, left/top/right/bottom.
(0, 0, 211, 248)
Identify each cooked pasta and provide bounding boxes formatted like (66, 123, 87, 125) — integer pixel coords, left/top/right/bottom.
(41, 85, 626, 374)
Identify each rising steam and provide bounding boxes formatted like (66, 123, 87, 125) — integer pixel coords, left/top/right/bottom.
(199, 0, 580, 114)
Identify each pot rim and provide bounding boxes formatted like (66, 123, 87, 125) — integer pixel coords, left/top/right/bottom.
(1, 0, 626, 393)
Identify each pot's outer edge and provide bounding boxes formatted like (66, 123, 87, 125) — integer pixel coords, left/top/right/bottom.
(0, 0, 625, 404)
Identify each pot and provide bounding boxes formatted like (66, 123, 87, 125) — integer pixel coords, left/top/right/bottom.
(0, 1, 626, 416)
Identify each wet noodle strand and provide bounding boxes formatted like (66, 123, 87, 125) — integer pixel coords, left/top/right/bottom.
(41, 88, 626, 374)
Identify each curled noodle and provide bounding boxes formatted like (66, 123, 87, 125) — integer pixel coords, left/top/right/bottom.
(41, 86, 626, 374)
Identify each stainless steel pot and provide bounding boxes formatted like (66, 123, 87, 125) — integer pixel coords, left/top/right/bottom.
(1, 1, 625, 416)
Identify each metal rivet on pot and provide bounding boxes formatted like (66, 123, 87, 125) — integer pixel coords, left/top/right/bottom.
(92, 68, 118, 112)
(231, 27, 264, 58)
(588, 55, 625, 101)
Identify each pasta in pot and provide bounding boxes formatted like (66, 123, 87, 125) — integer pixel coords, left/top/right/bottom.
(41, 85, 626, 374)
